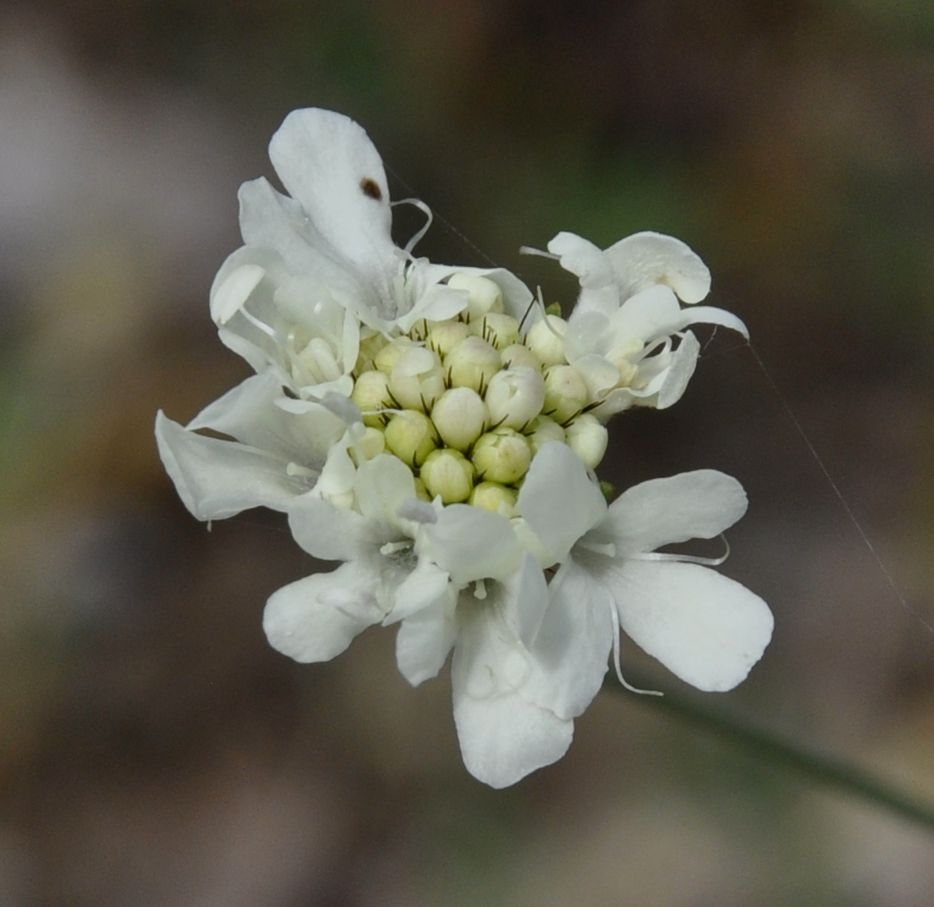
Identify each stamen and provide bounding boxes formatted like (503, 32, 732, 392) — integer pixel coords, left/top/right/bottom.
(632, 534, 731, 567)
(518, 245, 558, 260)
(473, 578, 488, 600)
(239, 306, 279, 340)
(380, 540, 411, 557)
(609, 604, 662, 696)
(393, 198, 434, 255)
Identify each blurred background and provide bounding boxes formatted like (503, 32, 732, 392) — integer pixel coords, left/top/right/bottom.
(2, 1, 933, 904)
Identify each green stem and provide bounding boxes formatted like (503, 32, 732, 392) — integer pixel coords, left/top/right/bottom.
(612, 676, 934, 832)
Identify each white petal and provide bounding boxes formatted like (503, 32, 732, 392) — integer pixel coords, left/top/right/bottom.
(518, 442, 606, 565)
(389, 560, 451, 623)
(603, 469, 748, 555)
(604, 231, 711, 303)
(155, 412, 297, 520)
(288, 494, 381, 561)
(613, 560, 773, 691)
(452, 611, 572, 788)
(547, 231, 615, 289)
(263, 561, 383, 663)
(211, 263, 265, 325)
(421, 505, 521, 585)
(613, 285, 683, 341)
(353, 454, 417, 528)
(268, 109, 396, 274)
(673, 305, 749, 339)
(652, 330, 700, 409)
(500, 553, 549, 648)
(395, 596, 458, 686)
(188, 372, 345, 463)
(523, 560, 613, 719)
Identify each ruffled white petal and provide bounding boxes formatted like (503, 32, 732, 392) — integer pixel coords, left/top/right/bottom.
(518, 442, 606, 565)
(395, 596, 458, 686)
(451, 609, 572, 788)
(651, 331, 700, 409)
(263, 561, 384, 663)
(268, 108, 396, 275)
(155, 412, 297, 520)
(602, 469, 748, 556)
(612, 284, 684, 341)
(604, 231, 711, 304)
(612, 560, 773, 692)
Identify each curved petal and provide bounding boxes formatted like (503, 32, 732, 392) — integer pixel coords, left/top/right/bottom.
(268, 109, 396, 275)
(613, 560, 773, 692)
(523, 560, 613, 719)
(603, 469, 748, 556)
(604, 231, 711, 304)
(263, 561, 384, 663)
(155, 412, 298, 520)
(452, 610, 572, 788)
(188, 372, 345, 464)
(420, 505, 521, 585)
(395, 596, 458, 686)
(518, 442, 606, 566)
(673, 305, 749, 340)
(651, 331, 700, 409)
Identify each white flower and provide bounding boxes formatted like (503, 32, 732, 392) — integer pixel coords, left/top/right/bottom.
(266, 458, 574, 788)
(155, 371, 349, 521)
(263, 454, 427, 662)
(516, 442, 773, 723)
(235, 108, 533, 337)
(543, 231, 749, 417)
(209, 246, 361, 402)
(389, 503, 572, 788)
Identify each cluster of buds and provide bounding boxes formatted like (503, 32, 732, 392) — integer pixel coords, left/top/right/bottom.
(348, 274, 610, 515)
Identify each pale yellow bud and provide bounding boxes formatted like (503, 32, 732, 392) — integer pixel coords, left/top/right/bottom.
(351, 370, 393, 427)
(420, 448, 474, 503)
(564, 414, 608, 469)
(543, 364, 589, 424)
(471, 313, 520, 351)
(526, 416, 565, 453)
(501, 343, 541, 371)
(470, 481, 518, 517)
(389, 346, 445, 411)
(448, 273, 505, 321)
(355, 331, 388, 373)
(431, 387, 488, 450)
(444, 336, 501, 393)
(349, 426, 387, 464)
(427, 319, 470, 358)
(414, 477, 431, 501)
(374, 337, 417, 375)
(526, 315, 568, 368)
(485, 367, 545, 430)
(472, 428, 532, 485)
(384, 410, 439, 467)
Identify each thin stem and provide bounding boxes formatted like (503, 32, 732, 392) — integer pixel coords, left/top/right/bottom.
(610, 675, 934, 832)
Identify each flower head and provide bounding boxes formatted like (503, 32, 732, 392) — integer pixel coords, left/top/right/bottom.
(156, 106, 773, 789)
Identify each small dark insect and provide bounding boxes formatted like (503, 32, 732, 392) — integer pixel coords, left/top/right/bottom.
(360, 177, 382, 200)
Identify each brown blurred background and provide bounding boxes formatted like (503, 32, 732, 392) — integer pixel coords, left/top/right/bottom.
(2, 1, 933, 904)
